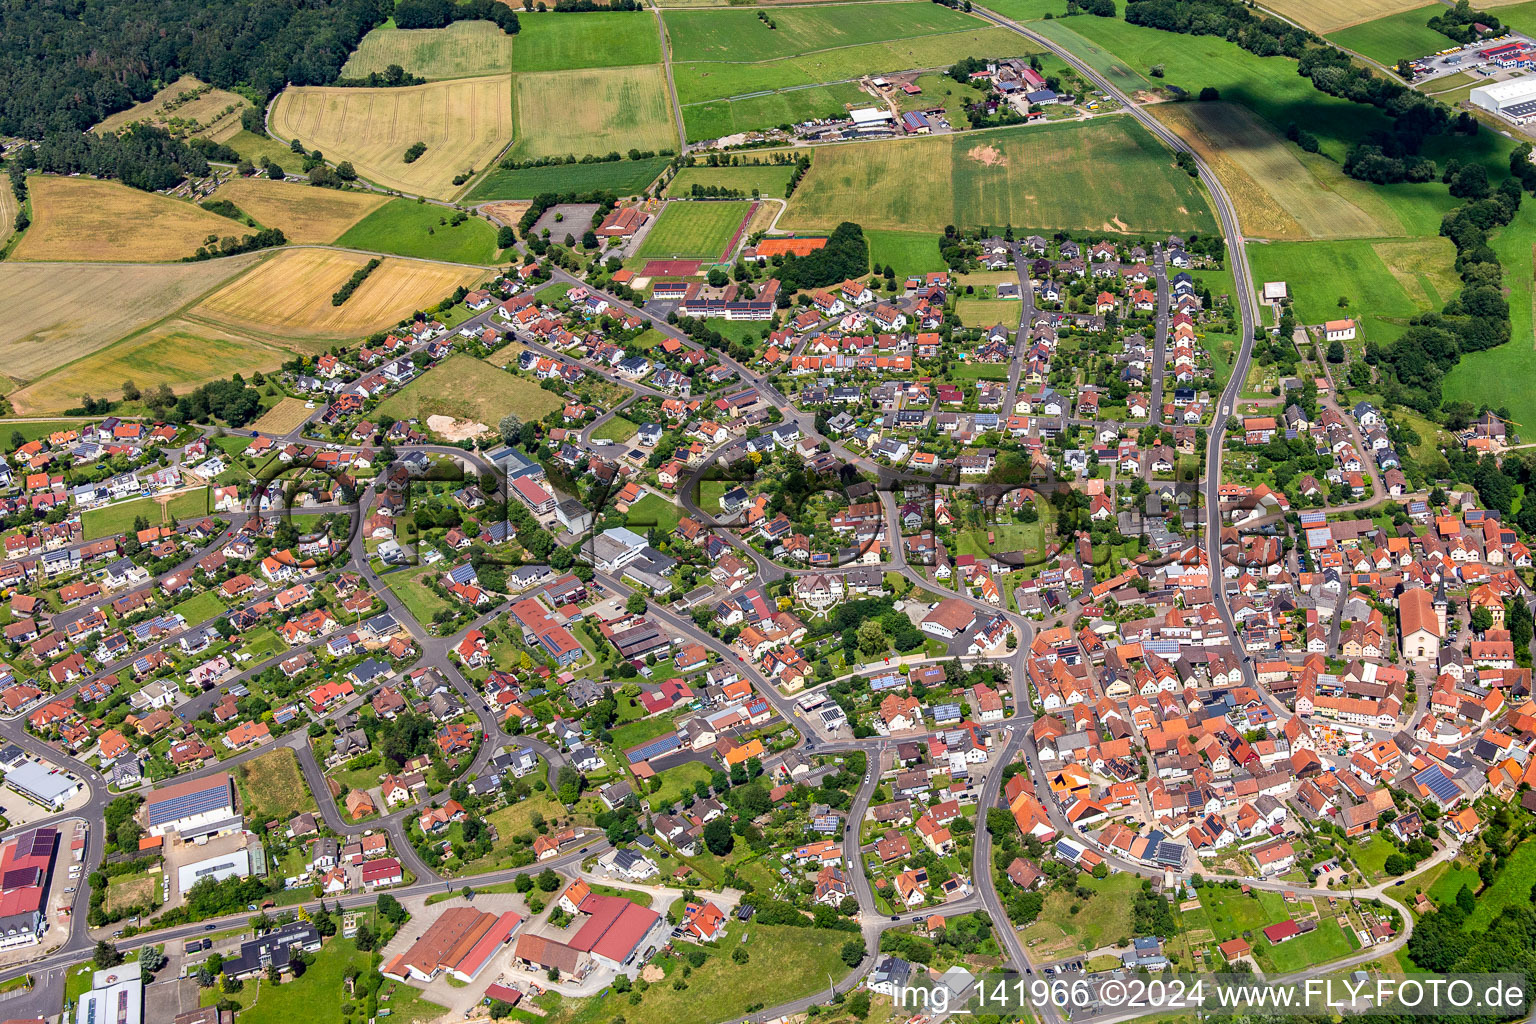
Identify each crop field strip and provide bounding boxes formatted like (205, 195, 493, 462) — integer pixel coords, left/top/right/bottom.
(12, 176, 246, 263)
(192, 248, 485, 341)
(208, 178, 388, 244)
(1324, 6, 1451, 66)
(511, 13, 664, 72)
(0, 256, 262, 389)
(342, 20, 517, 80)
(1257, 0, 1432, 34)
(779, 116, 1215, 236)
(270, 76, 513, 200)
(665, 164, 798, 197)
(509, 65, 678, 160)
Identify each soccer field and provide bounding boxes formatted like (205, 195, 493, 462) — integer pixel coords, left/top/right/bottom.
(636, 200, 755, 261)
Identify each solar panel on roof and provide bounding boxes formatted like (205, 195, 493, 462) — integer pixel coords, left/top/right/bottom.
(1414, 765, 1458, 802)
(146, 779, 231, 827)
(625, 733, 681, 764)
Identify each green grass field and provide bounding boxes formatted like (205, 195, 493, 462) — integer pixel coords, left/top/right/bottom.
(782, 116, 1215, 236)
(386, 563, 451, 627)
(1256, 913, 1355, 973)
(955, 298, 1022, 327)
(336, 199, 502, 264)
(592, 415, 640, 443)
(683, 83, 868, 143)
(234, 747, 317, 824)
(237, 937, 444, 1024)
(637, 200, 754, 260)
(626, 492, 682, 533)
(647, 761, 713, 808)
(1464, 840, 1536, 931)
(81, 494, 170, 541)
(663, 2, 985, 62)
(226, 130, 300, 168)
(172, 590, 228, 627)
(1019, 871, 1139, 957)
(866, 228, 946, 278)
(1442, 200, 1536, 432)
(1325, 5, 1449, 65)
(666, 163, 798, 198)
(1485, 1, 1536, 40)
(977, 0, 1073, 21)
(342, 20, 516, 80)
(468, 157, 669, 201)
(512, 11, 663, 71)
(376, 353, 563, 427)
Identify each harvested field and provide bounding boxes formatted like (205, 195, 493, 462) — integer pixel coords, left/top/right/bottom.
(193, 249, 483, 340)
(376, 353, 562, 427)
(781, 116, 1214, 236)
(13, 176, 241, 263)
(208, 178, 387, 243)
(1258, 0, 1429, 33)
(480, 200, 532, 226)
(637, 201, 754, 260)
(342, 20, 516, 81)
(94, 75, 249, 142)
(8, 319, 285, 415)
(1150, 102, 1397, 240)
(0, 257, 259, 386)
(250, 397, 316, 435)
(270, 77, 513, 200)
(511, 66, 677, 160)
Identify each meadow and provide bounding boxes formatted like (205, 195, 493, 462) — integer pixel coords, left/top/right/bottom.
(468, 157, 670, 201)
(270, 76, 513, 199)
(0, 257, 260, 386)
(866, 228, 945, 277)
(9, 320, 286, 415)
(375, 353, 563, 426)
(209, 177, 386, 243)
(665, 163, 798, 197)
(234, 748, 317, 823)
(955, 298, 1021, 327)
(1325, 6, 1451, 65)
(1149, 102, 1407, 240)
(781, 116, 1215, 236)
(1246, 237, 1454, 344)
(512, 12, 663, 71)
(94, 75, 248, 142)
(194, 249, 483, 340)
(336, 199, 502, 263)
(663, 3, 984, 62)
(510, 66, 677, 160)
(342, 20, 516, 80)
(226, 130, 299, 168)
(1442, 200, 1536, 431)
(637, 200, 754, 260)
(13, 176, 242, 262)
(683, 84, 868, 142)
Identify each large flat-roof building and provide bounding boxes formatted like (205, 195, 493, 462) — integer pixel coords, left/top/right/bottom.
(1471, 77, 1536, 120)
(75, 967, 142, 1024)
(143, 772, 238, 839)
(4, 761, 79, 810)
(0, 826, 56, 949)
(177, 848, 250, 895)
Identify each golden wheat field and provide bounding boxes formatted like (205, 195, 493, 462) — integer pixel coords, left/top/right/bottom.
(1150, 102, 1400, 240)
(12, 177, 243, 262)
(270, 77, 513, 199)
(192, 248, 483, 339)
(209, 177, 387, 243)
(511, 66, 678, 160)
(94, 75, 250, 142)
(0, 257, 260, 385)
(9, 319, 287, 415)
(1258, 0, 1428, 33)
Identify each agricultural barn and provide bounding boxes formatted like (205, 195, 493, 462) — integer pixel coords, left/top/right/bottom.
(1471, 77, 1536, 121)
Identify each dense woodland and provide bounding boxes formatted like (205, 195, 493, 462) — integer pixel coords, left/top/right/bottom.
(0, 0, 394, 137)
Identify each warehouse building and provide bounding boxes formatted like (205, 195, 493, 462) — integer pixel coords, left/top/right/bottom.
(177, 848, 250, 895)
(0, 827, 56, 949)
(382, 906, 523, 983)
(76, 967, 142, 1024)
(4, 761, 79, 810)
(1471, 76, 1536, 120)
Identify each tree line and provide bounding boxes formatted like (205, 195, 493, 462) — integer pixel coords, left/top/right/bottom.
(394, 0, 521, 32)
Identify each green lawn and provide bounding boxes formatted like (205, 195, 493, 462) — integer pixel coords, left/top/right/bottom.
(866, 228, 945, 278)
(386, 564, 451, 627)
(512, 11, 663, 71)
(238, 936, 444, 1024)
(666, 163, 798, 198)
(376, 353, 563, 426)
(234, 747, 317, 824)
(610, 712, 680, 753)
(165, 487, 211, 521)
(226, 130, 301, 169)
(337, 199, 501, 264)
(625, 492, 682, 534)
(1464, 840, 1536, 931)
(1325, 6, 1448, 66)
(545, 923, 852, 1024)
(172, 590, 228, 627)
(1182, 885, 1288, 945)
(955, 298, 1021, 328)
(81, 495, 167, 541)
(636, 200, 754, 261)
(467, 157, 670, 201)
(954, 520, 1046, 559)
(592, 415, 640, 443)
(1020, 871, 1139, 957)
(1255, 913, 1355, 973)
(647, 761, 713, 809)
(1245, 238, 1441, 344)
(239, 627, 285, 662)
(947, 362, 1010, 380)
